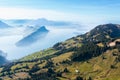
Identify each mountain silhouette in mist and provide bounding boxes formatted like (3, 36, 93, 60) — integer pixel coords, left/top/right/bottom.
(16, 26, 49, 46)
(0, 21, 11, 28)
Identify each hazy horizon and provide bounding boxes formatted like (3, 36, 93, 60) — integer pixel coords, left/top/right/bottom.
(0, 0, 120, 26)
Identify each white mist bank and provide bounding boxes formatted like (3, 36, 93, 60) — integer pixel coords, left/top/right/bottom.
(0, 27, 83, 60)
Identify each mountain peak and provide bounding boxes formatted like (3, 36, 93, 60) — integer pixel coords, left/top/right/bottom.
(81, 23, 120, 42)
(38, 26, 48, 32)
(16, 26, 49, 46)
(95, 23, 120, 30)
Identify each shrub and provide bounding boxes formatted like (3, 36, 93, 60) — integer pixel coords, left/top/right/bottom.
(75, 76, 83, 80)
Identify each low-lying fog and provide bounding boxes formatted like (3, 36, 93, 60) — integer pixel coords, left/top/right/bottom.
(0, 26, 84, 60)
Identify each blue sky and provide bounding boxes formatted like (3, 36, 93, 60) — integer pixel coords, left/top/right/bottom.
(0, 0, 120, 26)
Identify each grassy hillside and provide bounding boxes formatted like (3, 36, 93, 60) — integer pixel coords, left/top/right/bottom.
(0, 24, 120, 80)
(19, 48, 57, 61)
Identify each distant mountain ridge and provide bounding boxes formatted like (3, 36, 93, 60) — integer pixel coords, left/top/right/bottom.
(28, 18, 73, 26)
(16, 26, 49, 46)
(4, 18, 75, 27)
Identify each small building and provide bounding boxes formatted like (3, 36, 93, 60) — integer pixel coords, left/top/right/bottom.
(107, 39, 120, 47)
(108, 42, 116, 47)
(75, 69, 79, 73)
